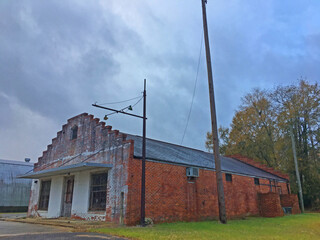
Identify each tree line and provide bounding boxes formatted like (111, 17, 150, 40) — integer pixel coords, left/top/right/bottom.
(206, 80, 320, 209)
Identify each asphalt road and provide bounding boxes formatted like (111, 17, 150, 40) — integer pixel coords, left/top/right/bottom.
(0, 221, 126, 240)
(0, 213, 27, 219)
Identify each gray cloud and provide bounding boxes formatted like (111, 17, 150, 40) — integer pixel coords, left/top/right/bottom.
(0, 0, 319, 161)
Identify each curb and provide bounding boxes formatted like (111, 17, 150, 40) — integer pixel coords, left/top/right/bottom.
(2, 218, 117, 231)
(3, 218, 80, 230)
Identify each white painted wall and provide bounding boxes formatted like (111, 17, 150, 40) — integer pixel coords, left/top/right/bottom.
(47, 176, 63, 218)
(71, 170, 106, 220)
(28, 180, 40, 217)
(29, 169, 113, 220)
(72, 171, 90, 216)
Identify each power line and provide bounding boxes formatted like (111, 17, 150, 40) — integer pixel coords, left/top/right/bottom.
(98, 95, 142, 105)
(105, 96, 144, 117)
(181, 32, 203, 145)
(131, 96, 144, 108)
(135, 41, 204, 205)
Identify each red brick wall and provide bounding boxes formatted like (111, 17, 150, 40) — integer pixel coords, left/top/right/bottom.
(280, 194, 301, 214)
(258, 192, 284, 217)
(125, 159, 290, 225)
(28, 113, 295, 224)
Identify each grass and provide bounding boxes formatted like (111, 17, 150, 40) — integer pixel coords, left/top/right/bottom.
(91, 213, 320, 240)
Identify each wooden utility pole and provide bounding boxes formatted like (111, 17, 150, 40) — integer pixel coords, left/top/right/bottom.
(201, 0, 227, 223)
(289, 124, 305, 213)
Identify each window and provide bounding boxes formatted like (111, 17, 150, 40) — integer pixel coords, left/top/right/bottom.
(71, 125, 78, 140)
(39, 180, 51, 210)
(254, 178, 260, 185)
(89, 172, 108, 211)
(225, 173, 232, 182)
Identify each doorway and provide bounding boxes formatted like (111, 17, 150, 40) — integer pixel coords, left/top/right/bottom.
(61, 176, 74, 217)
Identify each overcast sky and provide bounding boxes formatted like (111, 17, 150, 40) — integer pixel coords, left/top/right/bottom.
(1, 0, 319, 162)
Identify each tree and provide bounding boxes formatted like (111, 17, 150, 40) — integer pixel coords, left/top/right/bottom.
(206, 126, 229, 155)
(205, 80, 320, 209)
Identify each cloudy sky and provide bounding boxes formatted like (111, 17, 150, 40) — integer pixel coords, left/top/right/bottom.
(1, 0, 319, 162)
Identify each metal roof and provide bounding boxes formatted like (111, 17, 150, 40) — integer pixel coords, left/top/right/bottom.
(0, 159, 34, 167)
(18, 162, 113, 179)
(126, 135, 286, 182)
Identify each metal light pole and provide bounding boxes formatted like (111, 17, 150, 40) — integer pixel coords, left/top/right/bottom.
(141, 79, 147, 226)
(92, 79, 147, 225)
(201, 0, 227, 223)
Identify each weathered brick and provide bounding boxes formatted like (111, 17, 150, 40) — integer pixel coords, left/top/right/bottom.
(27, 113, 299, 225)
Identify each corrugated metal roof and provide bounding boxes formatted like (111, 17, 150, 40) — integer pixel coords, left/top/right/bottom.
(0, 159, 34, 167)
(126, 135, 286, 182)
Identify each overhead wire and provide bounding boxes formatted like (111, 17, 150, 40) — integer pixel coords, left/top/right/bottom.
(26, 95, 144, 174)
(180, 31, 203, 145)
(120, 32, 207, 214)
(105, 96, 144, 117)
(98, 95, 142, 105)
(25, 33, 205, 217)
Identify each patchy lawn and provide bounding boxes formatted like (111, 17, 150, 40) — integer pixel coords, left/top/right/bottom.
(91, 213, 320, 240)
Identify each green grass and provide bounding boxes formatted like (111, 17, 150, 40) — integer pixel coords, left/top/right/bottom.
(91, 213, 320, 240)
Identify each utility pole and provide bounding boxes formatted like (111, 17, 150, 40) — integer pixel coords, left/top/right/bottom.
(92, 79, 147, 225)
(289, 124, 305, 213)
(201, 0, 227, 223)
(141, 79, 146, 226)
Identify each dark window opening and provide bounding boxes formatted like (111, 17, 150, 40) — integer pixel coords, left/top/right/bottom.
(89, 172, 108, 211)
(38, 180, 51, 210)
(225, 173, 232, 182)
(71, 126, 78, 140)
(254, 178, 260, 185)
(283, 207, 292, 214)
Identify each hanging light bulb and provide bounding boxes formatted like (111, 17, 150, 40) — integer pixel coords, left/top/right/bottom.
(104, 115, 108, 121)
(128, 105, 133, 111)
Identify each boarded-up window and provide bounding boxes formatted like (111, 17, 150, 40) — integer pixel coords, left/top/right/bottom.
(39, 180, 51, 210)
(71, 126, 78, 140)
(89, 172, 108, 211)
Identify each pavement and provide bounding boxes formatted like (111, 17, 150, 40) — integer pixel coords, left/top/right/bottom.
(0, 217, 127, 239)
(3, 217, 117, 230)
(0, 213, 27, 219)
(0, 221, 66, 237)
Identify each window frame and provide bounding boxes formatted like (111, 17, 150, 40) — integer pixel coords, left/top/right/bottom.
(225, 173, 232, 182)
(71, 125, 78, 140)
(89, 172, 108, 211)
(38, 180, 51, 211)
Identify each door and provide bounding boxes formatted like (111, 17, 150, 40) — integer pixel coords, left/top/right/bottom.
(61, 176, 74, 217)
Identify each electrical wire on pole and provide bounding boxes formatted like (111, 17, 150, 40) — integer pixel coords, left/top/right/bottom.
(98, 96, 142, 105)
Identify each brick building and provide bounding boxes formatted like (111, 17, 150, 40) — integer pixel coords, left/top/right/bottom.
(20, 113, 300, 224)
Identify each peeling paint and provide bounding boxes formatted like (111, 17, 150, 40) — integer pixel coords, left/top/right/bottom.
(28, 113, 131, 223)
